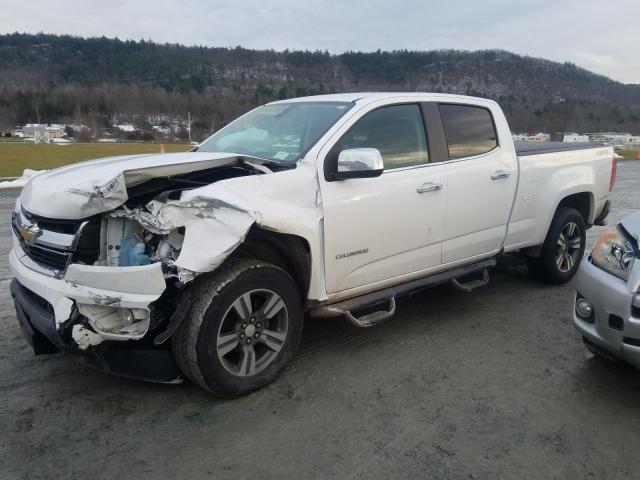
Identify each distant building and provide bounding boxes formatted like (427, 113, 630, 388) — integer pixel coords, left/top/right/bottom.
(563, 133, 589, 143)
(585, 132, 632, 146)
(152, 125, 171, 135)
(621, 136, 640, 150)
(116, 124, 136, 133)
(47, 124, 66, 138)
(68, 124, 89, 132)
(528, 133, 551, 142)
(22, 123, 66, 139)
(512, 133, 529, 141)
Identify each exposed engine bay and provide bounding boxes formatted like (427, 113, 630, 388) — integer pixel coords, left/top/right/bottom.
(89, 161, 266, 277)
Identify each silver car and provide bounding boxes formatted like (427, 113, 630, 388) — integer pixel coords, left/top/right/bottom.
(574, 212, 640, 367)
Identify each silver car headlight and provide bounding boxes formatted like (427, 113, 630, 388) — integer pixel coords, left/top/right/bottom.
(591, 225, 638, 281)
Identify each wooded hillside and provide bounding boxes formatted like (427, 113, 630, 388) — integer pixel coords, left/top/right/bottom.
(1, 33, 639, 139)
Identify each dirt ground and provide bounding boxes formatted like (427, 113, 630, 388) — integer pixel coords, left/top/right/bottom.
(2, 163, 640, 480)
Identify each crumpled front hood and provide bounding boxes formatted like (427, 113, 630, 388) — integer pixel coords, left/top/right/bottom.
(20, 151, 244, 219)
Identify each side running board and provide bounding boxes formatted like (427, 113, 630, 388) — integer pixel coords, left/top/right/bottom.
(309, 258, 496, 327)
(344, 297, 396, 328)
(450, 269, 490, 293)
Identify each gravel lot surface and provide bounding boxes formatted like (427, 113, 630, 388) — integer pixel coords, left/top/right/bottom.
(2, 162, 640, 479)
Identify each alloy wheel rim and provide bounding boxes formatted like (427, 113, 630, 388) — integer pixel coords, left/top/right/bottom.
(555, 222, 582, 273)
(216, 289, 288, 377)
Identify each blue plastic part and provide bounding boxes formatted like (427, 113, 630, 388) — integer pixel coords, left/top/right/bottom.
(119, 235, 151, 266)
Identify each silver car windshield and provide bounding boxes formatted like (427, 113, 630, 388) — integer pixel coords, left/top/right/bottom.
(197, 101, 353, 163)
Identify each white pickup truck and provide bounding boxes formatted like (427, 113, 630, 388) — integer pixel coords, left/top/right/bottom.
(10, 93, 616, 396)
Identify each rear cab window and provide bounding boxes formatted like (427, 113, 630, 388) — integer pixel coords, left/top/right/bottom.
(438, 104, 498, 160)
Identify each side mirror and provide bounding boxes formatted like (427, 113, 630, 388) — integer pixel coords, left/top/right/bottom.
(331, 148, 384, 181)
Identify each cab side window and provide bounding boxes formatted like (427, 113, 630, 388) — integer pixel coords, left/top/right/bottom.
(439, 104, 498, 160)
(337, 104, 429, 170)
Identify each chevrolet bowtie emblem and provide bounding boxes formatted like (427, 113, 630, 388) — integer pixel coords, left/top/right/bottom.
(20, 224, 42, 245)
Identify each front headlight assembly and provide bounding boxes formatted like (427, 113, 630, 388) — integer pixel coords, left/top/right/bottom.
(591, 225, 638, 281)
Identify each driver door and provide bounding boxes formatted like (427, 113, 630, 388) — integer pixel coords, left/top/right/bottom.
(320, 103, 448, 295)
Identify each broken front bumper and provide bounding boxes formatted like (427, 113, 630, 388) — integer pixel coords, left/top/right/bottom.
(9, 245, 181, 382)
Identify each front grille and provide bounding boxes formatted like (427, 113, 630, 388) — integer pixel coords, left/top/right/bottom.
(12, 207, 99, 273)
(20, 241, 71, 271)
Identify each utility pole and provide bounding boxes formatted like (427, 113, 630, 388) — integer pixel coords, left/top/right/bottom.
(187, 112, 191, 143)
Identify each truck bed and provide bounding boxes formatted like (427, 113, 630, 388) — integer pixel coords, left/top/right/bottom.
(515, 141, 605, 157)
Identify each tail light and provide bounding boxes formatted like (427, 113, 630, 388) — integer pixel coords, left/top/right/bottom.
(609, 155, 617, 191)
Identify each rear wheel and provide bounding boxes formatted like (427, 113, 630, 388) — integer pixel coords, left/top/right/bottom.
(172, 259, 304, 397)
(527, 207, 586, 284)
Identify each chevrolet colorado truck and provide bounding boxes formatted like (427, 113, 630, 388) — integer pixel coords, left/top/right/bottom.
(10, 93, 615, 397)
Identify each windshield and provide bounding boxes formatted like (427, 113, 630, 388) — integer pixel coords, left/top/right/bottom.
(197, 101, 353, 163)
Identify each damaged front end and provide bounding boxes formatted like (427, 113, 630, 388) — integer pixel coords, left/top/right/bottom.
(109, 194, 255, 282)
(10, 157, 267, 381)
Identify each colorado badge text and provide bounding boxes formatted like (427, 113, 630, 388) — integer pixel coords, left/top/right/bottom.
(336, 248, 369, 260)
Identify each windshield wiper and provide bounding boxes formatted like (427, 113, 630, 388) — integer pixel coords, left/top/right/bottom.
(241, 158, 273, 174)
(239, 155, 297, 172)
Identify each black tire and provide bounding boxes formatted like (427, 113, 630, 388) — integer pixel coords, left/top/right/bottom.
(172, 259, 304, 397)
(527, 207, 586, 284)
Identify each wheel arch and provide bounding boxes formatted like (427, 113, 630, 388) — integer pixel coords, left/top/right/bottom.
(556, 191, 594, 226)
(521, 191, 593, 258)
(228, 225, 312, 297)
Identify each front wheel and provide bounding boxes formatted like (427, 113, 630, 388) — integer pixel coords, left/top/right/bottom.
(172, 259, 304, 397)
(527, 207, 586, 284)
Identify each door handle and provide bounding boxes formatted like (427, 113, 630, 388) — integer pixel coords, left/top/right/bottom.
(491, 170, 511, 180)
(417, 182, 443, 193)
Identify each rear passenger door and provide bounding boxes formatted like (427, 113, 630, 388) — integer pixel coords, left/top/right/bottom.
(438, 103, 518, 264)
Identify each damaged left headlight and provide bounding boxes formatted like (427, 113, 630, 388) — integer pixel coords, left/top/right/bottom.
(591, 225, 638, 281)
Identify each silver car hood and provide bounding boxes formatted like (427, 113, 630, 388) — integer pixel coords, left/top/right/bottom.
(621, 212, 640, 242)
(20, 151, 249, 219)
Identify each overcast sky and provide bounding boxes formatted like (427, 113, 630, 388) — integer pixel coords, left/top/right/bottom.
(1, 0, 638, 84)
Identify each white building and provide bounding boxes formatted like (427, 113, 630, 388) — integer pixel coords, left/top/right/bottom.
(512, 133, 529, 141)
(563, 133, 589, 143)
(22, 123, 66, 139)
(528, 133, 551, 142)
(152, 125, 171, 135)
(621, 136, 640, 151)
(585, 132, 632, 146)
(116, 124, 136, 133)
(21, 123, 67, 143)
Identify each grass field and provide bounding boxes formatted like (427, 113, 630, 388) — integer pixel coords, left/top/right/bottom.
(0, 143, 192, 177)
(615, 148, 640, 160)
